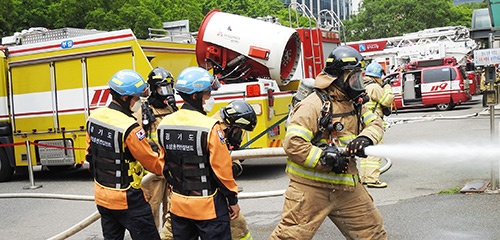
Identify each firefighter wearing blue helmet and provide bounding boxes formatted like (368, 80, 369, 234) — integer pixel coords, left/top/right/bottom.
(360, 61, 394, 188)
(160, 99, 257, 240)
(86, 69, 166, 240)
(156, 66, 239, 240)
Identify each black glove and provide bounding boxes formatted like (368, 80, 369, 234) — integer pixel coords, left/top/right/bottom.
(382, 106, 392, 116)
(148, 140, 159, 154)
(319, 145, 349, 174)
(345, 136, 372, 158)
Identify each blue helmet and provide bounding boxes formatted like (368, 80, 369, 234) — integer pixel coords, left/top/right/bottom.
(175, 67, 220, 94)
(108, 69, 149, 97)
(365, 62, 385, 78)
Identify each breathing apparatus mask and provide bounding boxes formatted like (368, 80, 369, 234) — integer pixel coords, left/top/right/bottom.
(148, 67, 177, 109)
(338, 69, 367, 101)
(225, 126, 243, 149)
(157, 82, 178, 109)
(157, 83, 174, 96)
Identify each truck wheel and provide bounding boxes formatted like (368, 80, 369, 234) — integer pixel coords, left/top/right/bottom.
(435, 100, 455, 111)
(0, 148, 14, 182)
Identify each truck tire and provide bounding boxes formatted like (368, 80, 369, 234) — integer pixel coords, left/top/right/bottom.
(435, 100, 455, 111)
(0, 148, 14, 182)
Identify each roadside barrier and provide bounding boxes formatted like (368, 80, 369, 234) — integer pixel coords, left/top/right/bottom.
(385, 112, 480, 128)
(23, 141, 42, 190)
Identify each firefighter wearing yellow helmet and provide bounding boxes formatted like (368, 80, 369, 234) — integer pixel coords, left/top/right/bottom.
(270, 46, 387, 239)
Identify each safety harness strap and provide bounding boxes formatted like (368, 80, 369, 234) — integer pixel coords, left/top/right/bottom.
(169, 166, 210, 178)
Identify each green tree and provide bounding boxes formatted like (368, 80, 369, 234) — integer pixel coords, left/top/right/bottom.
(202, 0, 284, 18)
(0, 0, 287, 39)
(0, 0, 486, 41)
(49, 0, 101, 29)
(0, 0, 21, 36)
(343, 0, 487, 41)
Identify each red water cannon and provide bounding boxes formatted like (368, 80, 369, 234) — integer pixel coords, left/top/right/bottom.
(196, 10, 301, 86)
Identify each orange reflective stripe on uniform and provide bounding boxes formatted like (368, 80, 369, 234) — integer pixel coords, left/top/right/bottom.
(286, 124, 314, 142)
(286, 159, 357, 186)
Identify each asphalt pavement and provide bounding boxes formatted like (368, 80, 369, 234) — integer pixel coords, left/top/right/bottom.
(2, 95, 500, 240)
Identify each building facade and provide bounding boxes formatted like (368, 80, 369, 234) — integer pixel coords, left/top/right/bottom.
(282, 0, 355, 20)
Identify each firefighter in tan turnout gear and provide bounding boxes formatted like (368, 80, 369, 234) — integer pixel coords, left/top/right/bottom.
(215, 100, 256, 240)
(140, 67, 178, 230)
(270, 46, 387, 240)
(359, 61, 394, 188)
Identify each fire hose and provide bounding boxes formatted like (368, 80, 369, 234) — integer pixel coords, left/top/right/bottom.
(385, 112, 479, 128)
(0, 147, 391, 239)
(231, 147, 392, 174)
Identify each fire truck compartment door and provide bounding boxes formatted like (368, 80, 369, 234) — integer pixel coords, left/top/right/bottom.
(421, 67, 453, 106)
(403, 74, 416, 100)
(10, 64, 54, 133)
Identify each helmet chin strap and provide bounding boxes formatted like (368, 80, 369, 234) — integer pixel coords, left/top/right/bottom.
(117, 96, 134, 116)
(110, 90, 134, 116)
(179, 92, 205, 114)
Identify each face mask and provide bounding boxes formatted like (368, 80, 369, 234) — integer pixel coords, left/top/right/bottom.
(339, 70, 365, 101)
(203, 96, 215, 112)
(131, 100, 142, 112)
(158, 85, 174, 96)
(346, 70, 364, 91)
(225, 127, 243, 149)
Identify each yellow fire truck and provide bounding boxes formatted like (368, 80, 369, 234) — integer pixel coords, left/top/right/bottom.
(0, 7, 340, 182)
(0, 28, 198, 181)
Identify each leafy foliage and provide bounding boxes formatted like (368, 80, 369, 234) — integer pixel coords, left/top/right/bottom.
(0, 0, 488, 41)
(343, 0, 487, 41)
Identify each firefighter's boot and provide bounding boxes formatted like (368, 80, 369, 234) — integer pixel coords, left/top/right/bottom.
(367, 181, 387, 188)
